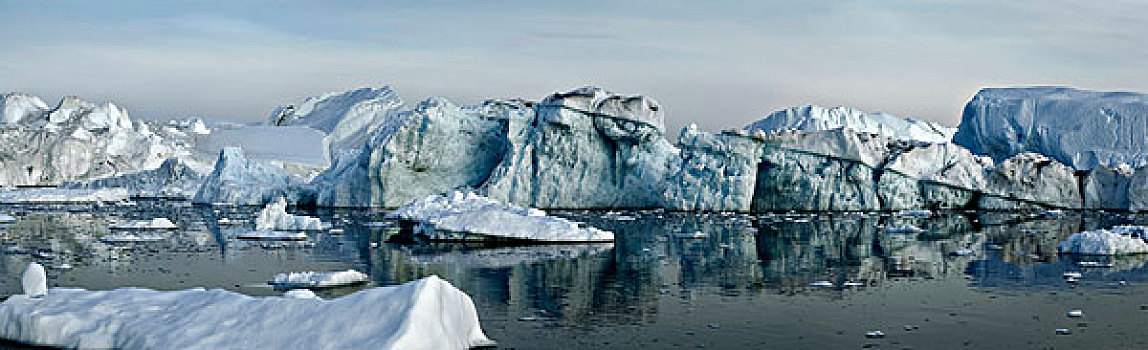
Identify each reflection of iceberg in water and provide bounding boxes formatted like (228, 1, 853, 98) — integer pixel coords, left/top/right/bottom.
(401, 243, 614, 268)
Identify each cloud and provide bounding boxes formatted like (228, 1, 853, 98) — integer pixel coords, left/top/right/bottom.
(0, 0, 1145, 134)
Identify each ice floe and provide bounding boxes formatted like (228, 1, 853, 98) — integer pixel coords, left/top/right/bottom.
(1058, 226, 1148, 255)
(269, 270, 370, 289)
(109, 218, 177, 230)
(389, 191, 614, 242)
(99, 232, 167, 244)
(0, 275, 493, 349)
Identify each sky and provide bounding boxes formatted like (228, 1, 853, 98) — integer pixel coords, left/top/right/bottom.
(1, 0, 1145, 133)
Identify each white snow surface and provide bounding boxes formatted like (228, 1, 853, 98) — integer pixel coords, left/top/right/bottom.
(255, 197, 324, 231)
(954, 87, 1148, 170)
(745, 105, 955, 144)
(270, 270, 369, 289)
(389, 191, 615, 242)
(109, 218, 177, 230)
(0, 188, 129, 204)
(0, 275, 494, 349)
(1058, 226, 1148, 255)
(236, 230, 308, 241)
(1, 93, 49, 124)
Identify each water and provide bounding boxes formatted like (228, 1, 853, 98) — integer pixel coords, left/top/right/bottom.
(2, 201, 1148, 349)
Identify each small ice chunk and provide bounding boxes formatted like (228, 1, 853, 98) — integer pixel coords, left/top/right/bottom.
(255, 197, 324, 231)
(810, 281, 834, 288)
(21, 262, 46, 297)
(886, 225, 925, 234)
(865, 330, 885, 338)
(1066, 310, 1084, 318)
(0, 213, 15, 223)
(1063, 272, 1083, 279)
(1058, 226, 1148, 255)
(949, 248, 974, 256)
(283, 289, 320, 299)
(389, 191, 614, 242)
(1055, 328, 1072, 335)
(100, 232, 166, 243)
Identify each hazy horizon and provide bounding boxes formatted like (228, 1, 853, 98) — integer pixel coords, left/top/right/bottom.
(2, 0, 1145, 133)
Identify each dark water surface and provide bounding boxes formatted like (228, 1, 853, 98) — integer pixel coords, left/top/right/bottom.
(2, 201, 1147, 349)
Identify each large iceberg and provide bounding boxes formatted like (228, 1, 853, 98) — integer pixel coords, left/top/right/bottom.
(0, 276, 494, 349)
(389, 191, 614, 242)
(482, 87, 678, 209)
(954, 87, 1148, 170)
(64, 157, 207, 199)
(0, 94, 201, 187)
(745, 105, 955, 144)
(1058, 226, 1148, 255)
(978, 153, 1081, 210)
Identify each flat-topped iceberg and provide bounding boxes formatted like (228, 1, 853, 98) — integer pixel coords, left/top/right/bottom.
(389, 191, 614, 242)
(270, 270, 370, 289)
(745, 105, 955, 144)
(954, 87, 1148, 170)
(255, 196, 324, 231)
(1058, 226, 1148, 255)
(0, 276, 493, 349)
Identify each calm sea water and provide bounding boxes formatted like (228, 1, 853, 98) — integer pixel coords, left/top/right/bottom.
(2, 200, 1147, 349)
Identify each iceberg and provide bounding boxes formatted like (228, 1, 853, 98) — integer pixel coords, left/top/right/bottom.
(236, 230, 308, 241)
(1058, 226, 1148, 255)
(109, 218, 178, 230)
(745, 105, 955, 144)
(0, 188, 129, 204)
(482, 87, 678, 209)
(268, 87, 405, 158)
(193, 148, 307, 206)
(954, 87, 1148, 170)
(64, 157, 208, 199)
(99, 232, 168, 243)
(21, 262, 46, 297)
(255, 196, 324, 231)
(978, 153, 1081, 210)
(0, 276, 494, 349)
(269, 270, 370, 289)
(389, 191, 614, 242)
(0, 94, 201, 187)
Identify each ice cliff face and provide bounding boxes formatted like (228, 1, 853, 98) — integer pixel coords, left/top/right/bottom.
(314, 98, 522, 208)
(954, 87, 1148, 170)
(746, 105, 955, 144)
(0, 94, 199, 187)
(481, 87, 677, 209)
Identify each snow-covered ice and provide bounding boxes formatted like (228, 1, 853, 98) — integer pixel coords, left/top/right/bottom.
(0, 213, 14, 223)
(1058, 226, 1148, 255)
(267, 86, 405, 158)
(269, 270, 370, 289)
(0, 275, 494, 349)
(283, 289, 319, 299)
(255, 196, 324, 231)
(99, 232, 167, 243)
(389, 191, 614, 242)
(0, 188, 129, 204)
(236, 230, 308, 241)
(745, 105, 955, 144)
(109, 218, 178, 230)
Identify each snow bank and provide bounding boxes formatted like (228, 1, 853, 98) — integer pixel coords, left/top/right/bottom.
(954, 87, 1148, 170)
(0, 276, 494, 349)
(109, 218, 177, 230)
(389, 191, 614, 242)
(745, 105, 955, 144)
(270, 270, 369, 289)
(1058, 226, 1148, 255)
(0, 188, 129, 204)
(255, 197, 324, 231)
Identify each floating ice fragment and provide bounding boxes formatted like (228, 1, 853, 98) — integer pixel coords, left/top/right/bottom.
(948, 248, 974, 256)
(1055, 328, 1072, 335)
(1063, 272, 1083, 279)
(237, 230, 308, 241)
(270, 270, 369, 289)
(1066, 310, 1084, 318)
(109, 218, 178, 230)
(864, 330, 885, 338)
(21, 262, 46, 297)
(810, 281, 834, 288)
(283, 289, 319, 299)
